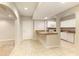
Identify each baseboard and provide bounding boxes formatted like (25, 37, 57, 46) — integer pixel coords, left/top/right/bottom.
(23, 39, 33, 41)
(0, 39, 15, 42)
(0, 39, 15, 47)
(23, 39, 32, 40)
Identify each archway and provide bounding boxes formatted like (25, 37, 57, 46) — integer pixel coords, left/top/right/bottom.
(0, 4, 17, 56)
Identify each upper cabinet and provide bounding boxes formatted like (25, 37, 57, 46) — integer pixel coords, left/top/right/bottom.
(47, 20, 56, 28)
(61, 19, 75, 27)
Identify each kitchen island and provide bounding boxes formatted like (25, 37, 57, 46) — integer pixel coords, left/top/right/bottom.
(35, 30, 60, 48)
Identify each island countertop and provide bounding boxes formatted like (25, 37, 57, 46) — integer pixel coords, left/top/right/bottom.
(35, 30, 58, 35)
(34, 30, 60, 48)
(38, 31, 58, 35)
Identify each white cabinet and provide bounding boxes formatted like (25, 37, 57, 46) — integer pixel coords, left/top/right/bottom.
(67, 33, 75, 43)
(61, 32, 75, 43)
(46, 35, 59, 48)
(61, 32, 67, 40)
(38, 33, 60, 48)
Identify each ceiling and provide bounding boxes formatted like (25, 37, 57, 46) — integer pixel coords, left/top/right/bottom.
(14, 2, 79, 20)
(15, 2, 38, 17)
(0, 4, 16, 20)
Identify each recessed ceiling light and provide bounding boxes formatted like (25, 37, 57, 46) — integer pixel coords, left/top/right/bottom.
(44, 17, 48, 19)
(24, 8, 28, 10)
(60, 2, 66, 4)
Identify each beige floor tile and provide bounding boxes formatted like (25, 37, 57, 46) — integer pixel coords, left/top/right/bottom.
(10, 40, 79, 56)
(0, 40, 14, 56)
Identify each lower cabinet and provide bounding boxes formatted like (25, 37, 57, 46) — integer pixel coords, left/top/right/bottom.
(38, 34, 60, 48)
(61, 32, 75, 43)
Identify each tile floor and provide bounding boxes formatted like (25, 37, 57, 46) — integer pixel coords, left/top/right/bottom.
(10, 40, 79, 56)
(0, 40, 14, 56)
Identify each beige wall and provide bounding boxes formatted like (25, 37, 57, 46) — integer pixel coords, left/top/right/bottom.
(0, 19, 15, 41)
(0, 3, 23, 45)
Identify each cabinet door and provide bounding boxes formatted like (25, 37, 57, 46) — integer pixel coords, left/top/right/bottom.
(61, 32, 67, 40)
(46, 35, 59, 47)
(67, 33, 75, 43)
(61, 32, 75, 43)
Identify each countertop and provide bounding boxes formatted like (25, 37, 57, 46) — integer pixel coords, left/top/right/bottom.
(47, 27, 75, 33)
(35, 30, 58, 35)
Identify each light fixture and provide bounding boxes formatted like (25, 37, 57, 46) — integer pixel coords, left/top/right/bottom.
(24, 8, 28, 10)
(60, 2, 66, 4)
(44, 17, 48, 19)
